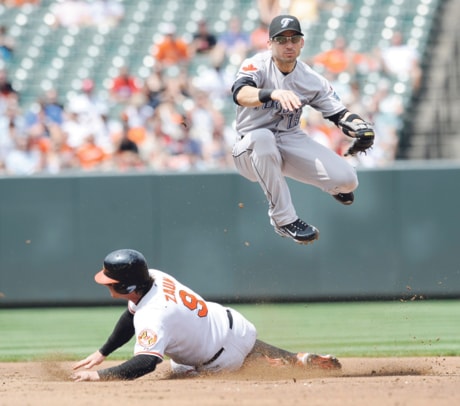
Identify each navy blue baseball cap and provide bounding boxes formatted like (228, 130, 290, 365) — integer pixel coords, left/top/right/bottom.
(269, 15, 304, 38)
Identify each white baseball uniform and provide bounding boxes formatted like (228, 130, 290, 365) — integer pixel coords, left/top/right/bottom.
(232, 50, 358, 228)
(128, 270, 257, 373)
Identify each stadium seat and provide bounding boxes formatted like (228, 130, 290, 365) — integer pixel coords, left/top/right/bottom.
(0, 0, 442, 119)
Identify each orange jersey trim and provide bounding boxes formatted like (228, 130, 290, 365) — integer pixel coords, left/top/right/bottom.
(135, 351, 164, 360)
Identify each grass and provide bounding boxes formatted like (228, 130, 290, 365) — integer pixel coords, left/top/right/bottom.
(0, 300, 459, 362)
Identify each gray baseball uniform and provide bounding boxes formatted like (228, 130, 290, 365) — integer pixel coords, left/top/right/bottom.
(232, 50, 358, 229)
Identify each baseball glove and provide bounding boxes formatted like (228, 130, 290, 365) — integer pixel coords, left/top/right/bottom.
(339, 119, 375, 156)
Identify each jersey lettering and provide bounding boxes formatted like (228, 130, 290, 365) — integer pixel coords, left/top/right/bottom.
(262, 100, 278, 109)
(162, 277, 177, 303)
(179, 289, 208, 317)
(162, 276, 208, 317)
(259, 102, 302, 129)
(286, 109, 302, 129)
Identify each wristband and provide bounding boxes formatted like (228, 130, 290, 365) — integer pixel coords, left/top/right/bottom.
(258, 89, 274, 103)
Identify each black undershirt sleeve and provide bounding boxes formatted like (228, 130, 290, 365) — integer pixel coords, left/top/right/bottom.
(98, 354, 161, 380)
(325, 109, 348, 126)
(231, 77, 257, 105)
(99, 309, 135, 356)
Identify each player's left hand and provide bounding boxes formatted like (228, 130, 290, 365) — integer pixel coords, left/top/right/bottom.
(72, 350, 106, 371)
(71, 370, 100, 382)
(339, 119, 375, 156)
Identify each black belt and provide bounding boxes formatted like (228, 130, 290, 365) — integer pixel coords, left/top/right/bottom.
(202, 309, 233, 366)
(226, 309, 233, 329)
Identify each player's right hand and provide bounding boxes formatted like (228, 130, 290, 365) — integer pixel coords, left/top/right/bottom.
(271, 89, 301, 111)
(71, 370, 100, 382)
(72, 350, 106, 370)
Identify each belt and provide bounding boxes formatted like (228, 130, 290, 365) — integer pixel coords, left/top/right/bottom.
(226, 308, 233, 329)
(202, 309, 233, 366)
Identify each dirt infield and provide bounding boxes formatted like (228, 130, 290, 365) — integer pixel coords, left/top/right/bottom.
(1, 357, 458, 406)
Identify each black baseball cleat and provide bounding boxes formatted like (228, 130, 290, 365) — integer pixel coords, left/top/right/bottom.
(333, 192, 354, 205)
(276, 218, 319, 245)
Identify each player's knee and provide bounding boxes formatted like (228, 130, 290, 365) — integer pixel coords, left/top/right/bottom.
(340, 172, 358, 192)
(332, 166, 358, 192)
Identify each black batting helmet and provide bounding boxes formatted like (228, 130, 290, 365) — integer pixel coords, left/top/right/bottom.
(95, 249, 151, 293)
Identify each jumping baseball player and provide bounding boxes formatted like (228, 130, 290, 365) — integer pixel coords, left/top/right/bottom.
(232, 15, 375, 245)
(71, 249, 340, 381)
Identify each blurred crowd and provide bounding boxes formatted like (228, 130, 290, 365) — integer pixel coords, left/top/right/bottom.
(0, 0, 422, 175)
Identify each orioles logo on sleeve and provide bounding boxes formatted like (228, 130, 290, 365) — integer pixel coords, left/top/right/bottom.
(242, 63, 258, 72)
(137, 329, 158, 349)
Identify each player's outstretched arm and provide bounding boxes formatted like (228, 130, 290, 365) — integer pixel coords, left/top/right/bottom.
(72, 309, 134, 376)
(98, 309, 135, 356)
(72, 355, 161, 382)
(234, 85, 301, 111)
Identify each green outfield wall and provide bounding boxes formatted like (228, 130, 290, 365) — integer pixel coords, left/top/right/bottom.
(1, 162, 459, 306)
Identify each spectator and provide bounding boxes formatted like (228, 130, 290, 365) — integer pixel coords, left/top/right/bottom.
(3, 0, 41, 6)
(312, 36, 357, 75)
(289, 0, 322, 27)
(49, 0, 91, 28)
(4, 134, 43, 175)
(116, 93, 154, 156)
(150, 91, 187, 145)
(23, 98, 64, 148)
(380, 30, 422, 93)
(75, 133, 110, 170)
(152, 23, 190, 70)
(45, 128, 77, 173)
(0, 68, 18, 113)
(142, 67, 165, 110)
(342, 80, 371, 118)
(89, 0, 125, 28)
(40, 88, 65, 125)
(109, 66, 142, 105)
(213, 16, 251, 68)
(357, 79, 402, 167)
(0, 25, 15, 64)
(61, 108, 92, 150)
(257, 0, 281, 26)
(66, 80, 119, 162)
(68, 79, 103, 115)
(67, 78, 114, 151)
(301, 109, 340, 152)
(164, 125, 203, 171)
(185, 90, 225, 148)
(249, 20, 269, 54)
(189, 19, 218, 57)
(113, 123, 146, 171)
(164, 66, 192, 102)
(138, 119, 170, 171)
(201, 127, 234, 169)
(191, 64, 233, 104)
(0, 99, 24, 167)
(148, 79, 202, 171)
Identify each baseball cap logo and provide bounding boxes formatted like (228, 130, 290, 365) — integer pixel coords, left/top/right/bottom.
(269, 15, 303, 38)
(280, 18, 294, 28)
